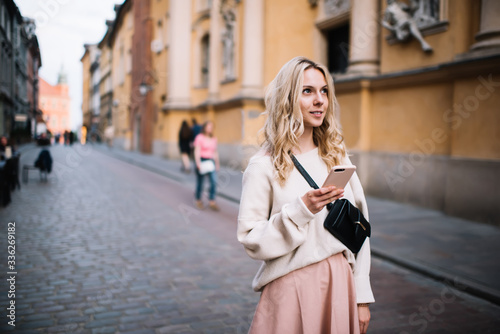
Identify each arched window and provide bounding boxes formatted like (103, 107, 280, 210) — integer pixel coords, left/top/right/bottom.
(201, 34, 210, 86)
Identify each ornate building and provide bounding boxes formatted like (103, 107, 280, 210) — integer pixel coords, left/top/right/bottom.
(81, 43, 100, 141)
(109, 0, 134, 150)
(39, 68, 71, 139)
(84, 0, 500, 224)
(0, 0, 41, 142)
(98, 20, 115, 143)
(25, 18, 42, 139)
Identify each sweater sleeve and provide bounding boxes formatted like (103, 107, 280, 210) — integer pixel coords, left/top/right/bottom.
(237, 159, 315, 261)
(345, 155, 375, 303)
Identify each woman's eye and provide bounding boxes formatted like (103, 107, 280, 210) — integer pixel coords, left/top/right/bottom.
(321, 88, 328, 94)
(303, 88, 311, 94)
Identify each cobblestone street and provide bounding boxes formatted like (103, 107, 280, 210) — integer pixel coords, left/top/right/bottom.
(0, 144, 499, 333)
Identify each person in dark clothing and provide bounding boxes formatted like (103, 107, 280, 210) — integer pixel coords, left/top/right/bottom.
(35, 149, 53, 181)
(179, 120, 193, 173)
(190, 118, 203, 160)
(0, 136, 8, 152)
(0, 136, 15, 160)
(191, 118, 202, 139)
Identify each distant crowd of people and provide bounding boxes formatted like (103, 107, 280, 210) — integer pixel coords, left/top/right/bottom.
(178, 118, 220, 211)
(54, 130, 77, 145)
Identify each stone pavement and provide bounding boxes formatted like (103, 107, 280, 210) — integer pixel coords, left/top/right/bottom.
(93, 144, 500, 306)
(0, 143, 498, 334)
(0, 144, 261, 333)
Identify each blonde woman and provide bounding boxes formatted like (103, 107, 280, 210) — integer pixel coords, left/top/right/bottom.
(237, 57, 374, 334)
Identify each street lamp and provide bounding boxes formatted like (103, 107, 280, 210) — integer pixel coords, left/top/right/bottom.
(139, 81, 154, 96)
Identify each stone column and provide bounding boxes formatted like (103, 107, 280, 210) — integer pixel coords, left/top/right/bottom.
(208, 0, 221, 102)
(358, 80, 372, 151)
(165, 0, 192, 109)
(347, 0, 380, 76)
(471, 0, 500, 50)
(240, 0, 264, 98)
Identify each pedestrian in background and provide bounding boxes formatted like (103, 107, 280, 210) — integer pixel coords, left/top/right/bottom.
(237, 57, 374, 334)
(63, 131, 69, 145)
(178, 120, 192, 173)
(193, 121, 220, 211)
(0, 135, 15, 160)
(191, 118, 202, 139)
(190, 118, 202, 160)
(0, 135, 9, 153)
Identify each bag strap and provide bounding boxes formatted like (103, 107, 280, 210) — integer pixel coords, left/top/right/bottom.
(291, 155, 333, 210)
(291, 155, 319, 189)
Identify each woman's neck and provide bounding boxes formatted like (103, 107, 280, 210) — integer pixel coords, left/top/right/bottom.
(296, 127, 316, 154)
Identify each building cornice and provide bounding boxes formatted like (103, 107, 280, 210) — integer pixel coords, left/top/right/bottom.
(162, 95, 265, 113)
(335, 54, 500, 93)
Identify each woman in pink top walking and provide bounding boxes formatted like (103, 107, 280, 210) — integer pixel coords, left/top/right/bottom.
(193, 121, 220, 210)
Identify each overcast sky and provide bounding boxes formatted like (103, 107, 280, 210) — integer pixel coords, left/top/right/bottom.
(16, 0, 121, 130)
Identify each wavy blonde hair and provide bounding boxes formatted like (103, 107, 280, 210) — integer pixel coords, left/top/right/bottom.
(262, 56, 346, 186)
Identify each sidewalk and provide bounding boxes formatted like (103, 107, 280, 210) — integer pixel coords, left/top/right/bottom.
(93, 143, 500, 306)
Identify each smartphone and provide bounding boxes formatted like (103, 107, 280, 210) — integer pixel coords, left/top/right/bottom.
(322, 165, 356, 189)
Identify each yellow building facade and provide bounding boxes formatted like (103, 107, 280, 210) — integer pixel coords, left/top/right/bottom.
(148, 0, 268, 163)
(98, 22, 114, 141)
(85, 0, 500, 224)
(80, 43, 100, 140)
(80, 47, 91, 133)
(109, 0, 134, 150)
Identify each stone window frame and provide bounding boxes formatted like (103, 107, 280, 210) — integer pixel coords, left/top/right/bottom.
(385, 0, 449, 45)
(151, 17, 166, 55)
(126, 48, 132, 75)
(200, 34, 210, 87)
(118, 40, 125, 85)
(418, 0, 449, 36)
(220, 4, 240, 84)
(192, 8, 211, 89)
(193, 30, 210, 89)
(314, 0, 351, 76)
(315, 0, 351, 31)
(196, 0, 212, 15)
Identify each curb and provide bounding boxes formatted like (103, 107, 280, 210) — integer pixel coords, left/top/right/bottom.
(94, 144, 500, 307)
(371, 247, 500, 307)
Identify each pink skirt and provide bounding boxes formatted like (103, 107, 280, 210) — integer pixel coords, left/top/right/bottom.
(249, 253, 360, 334)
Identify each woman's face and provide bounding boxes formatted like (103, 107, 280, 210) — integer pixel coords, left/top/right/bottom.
(299, 68, 328, 130)
(205, 122, 214, 135)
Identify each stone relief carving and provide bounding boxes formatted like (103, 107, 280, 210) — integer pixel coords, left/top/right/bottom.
(24, 19, 37, 40)
(324, 0, 350, 16)
(220, 0, 239, 80)
(382, 0, 435, 52)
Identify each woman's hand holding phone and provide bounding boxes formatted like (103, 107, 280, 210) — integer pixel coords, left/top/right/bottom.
(301, 165, 356, 214)
(302, 186, 344, 214)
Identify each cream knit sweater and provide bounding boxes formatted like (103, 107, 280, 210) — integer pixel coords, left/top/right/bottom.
(237, 148, 375, 304)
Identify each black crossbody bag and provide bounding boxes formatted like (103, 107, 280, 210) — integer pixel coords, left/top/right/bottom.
(291, 155, 371, 253)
